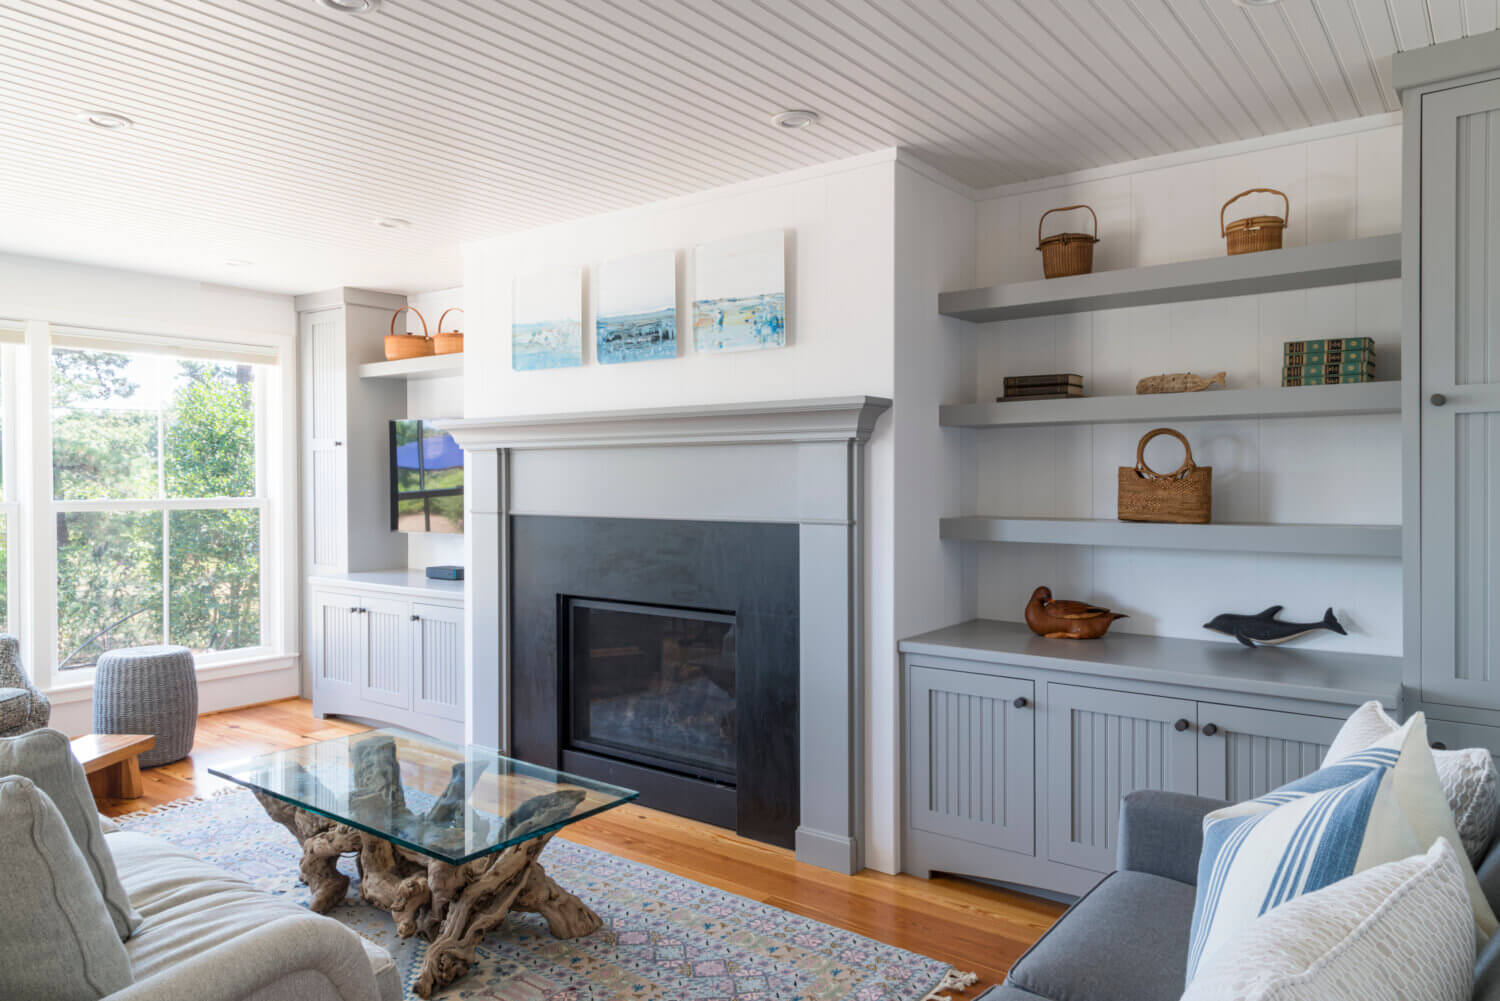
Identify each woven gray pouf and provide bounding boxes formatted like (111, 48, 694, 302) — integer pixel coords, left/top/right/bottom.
(92, 645, 198, 767)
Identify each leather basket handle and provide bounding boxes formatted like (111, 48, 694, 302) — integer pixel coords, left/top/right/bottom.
(1221, 188, 1289, 236)
(1038, 204, 1099, 248)
(389, 306, 429, 338)
(1135, 427, 1197, 479)
(437, 307, 464, 334)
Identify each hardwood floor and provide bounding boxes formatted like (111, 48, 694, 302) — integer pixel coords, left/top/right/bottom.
(100, 697, 1063, 993)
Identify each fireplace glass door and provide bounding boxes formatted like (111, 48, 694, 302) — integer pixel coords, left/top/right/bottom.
(564, 598, 737, 784)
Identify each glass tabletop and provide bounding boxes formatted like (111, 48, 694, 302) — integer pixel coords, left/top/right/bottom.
(209, 729, 638, 865)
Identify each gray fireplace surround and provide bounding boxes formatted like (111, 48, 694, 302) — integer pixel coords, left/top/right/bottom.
(436, 396, 890, 875)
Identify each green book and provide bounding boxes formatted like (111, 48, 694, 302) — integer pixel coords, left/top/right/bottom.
(1282, 372, 1377, 387)
(1282, 336, 1376, 353)
(1283, 350, 1376, 368)
(1283, 360, 1376, 378)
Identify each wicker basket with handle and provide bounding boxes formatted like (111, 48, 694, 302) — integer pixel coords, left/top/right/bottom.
(1221, 188, 1288, 255)
(1037, 204, 1099, 278)
(1118, 427, 1212, 524)
(385, 306, 434, 360)
(434, 307, 464, 355)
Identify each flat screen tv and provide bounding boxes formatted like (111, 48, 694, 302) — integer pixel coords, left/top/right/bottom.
(390, 419, 463, 534)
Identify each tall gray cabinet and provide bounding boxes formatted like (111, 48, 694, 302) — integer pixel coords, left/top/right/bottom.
(1398, 40, 1500, 748)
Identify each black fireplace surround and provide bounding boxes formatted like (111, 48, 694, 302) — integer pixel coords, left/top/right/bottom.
(510, 515, 800, 847)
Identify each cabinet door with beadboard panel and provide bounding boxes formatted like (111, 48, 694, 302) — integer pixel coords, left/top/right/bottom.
(907, 664, 1036, 857)
(302, 308, 348, 576)
(359, 595, 411, 710)
(1045, 683, 1198, 873)
(1420, 79, 1500, 710)
(312, 590, 363, 705)
(411, 601, 465, 723)
(1194, 703, 1341, 802)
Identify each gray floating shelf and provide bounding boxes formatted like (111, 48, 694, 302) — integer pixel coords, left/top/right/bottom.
(941, 516, 1401, 557)
(941, 381, 1401, 428)
(358, 354, 464, 381)
(939, 234, 1400, 323)
(899, 619, 1402, 709)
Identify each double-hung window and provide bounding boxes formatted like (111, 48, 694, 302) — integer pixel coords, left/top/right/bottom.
(50, 332, 272, 671)
(0, 320, 20, 634)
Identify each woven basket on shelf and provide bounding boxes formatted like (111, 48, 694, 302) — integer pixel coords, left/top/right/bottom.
(385, 306, 434, 360)
(1221, 188, 1288, 255)
(434, 307, 464, 355)
(1118, 427, 1212, 524)
(1037, 204, 1099, 278)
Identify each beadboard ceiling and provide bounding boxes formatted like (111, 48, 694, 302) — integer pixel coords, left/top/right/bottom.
(0, 1, 1491, 295)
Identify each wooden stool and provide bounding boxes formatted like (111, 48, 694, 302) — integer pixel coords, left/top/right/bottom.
(71, 733, 156, 800)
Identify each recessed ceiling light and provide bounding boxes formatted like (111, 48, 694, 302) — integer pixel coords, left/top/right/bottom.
(771, 109, 819, 130)
(317, 0, 380, 11)
(373, 217, 410, 229)
(224, 259, 252, 268)
(77, 110, 133, 130)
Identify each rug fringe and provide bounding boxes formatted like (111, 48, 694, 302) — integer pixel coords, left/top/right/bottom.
(921, 968, 979, 1001)
(108, 784, 245, 823)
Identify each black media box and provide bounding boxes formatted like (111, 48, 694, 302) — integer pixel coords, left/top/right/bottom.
(425, 565, 464, 581)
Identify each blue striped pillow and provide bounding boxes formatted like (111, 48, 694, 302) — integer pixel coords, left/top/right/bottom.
(1185, 712, 1496, 983)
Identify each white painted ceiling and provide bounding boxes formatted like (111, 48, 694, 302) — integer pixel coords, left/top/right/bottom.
(0, 0, 1491, 296)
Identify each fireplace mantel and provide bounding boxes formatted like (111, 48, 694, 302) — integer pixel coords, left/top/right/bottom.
(442, 394, 890, 875)
(432, 395, 890, 450)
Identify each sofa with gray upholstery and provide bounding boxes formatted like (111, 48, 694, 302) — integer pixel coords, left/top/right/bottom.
(980, 790, 1500, 1001)
(0, 634, 50, 737)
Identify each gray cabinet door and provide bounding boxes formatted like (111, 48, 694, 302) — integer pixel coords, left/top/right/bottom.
(1420, 79, 1500, 710)
(1046, 683, 1198, 873)
(1195, 703, 1340, 802)
(908, 664, 1035, 857)
(313, 590, 362, 696)
(411, 601, 465, 722)
(359, 595, 411, 710)
(301, 308, 347, 577)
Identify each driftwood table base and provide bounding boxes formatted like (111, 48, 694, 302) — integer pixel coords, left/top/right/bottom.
(255, 793, 603, 998)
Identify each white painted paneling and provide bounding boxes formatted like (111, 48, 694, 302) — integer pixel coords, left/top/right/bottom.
(970, 122, 1405, 655)
(413, 602, 465, 722)
(0, 2, 1485, 294)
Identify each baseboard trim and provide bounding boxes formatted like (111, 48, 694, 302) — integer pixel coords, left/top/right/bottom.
(796, 826, 860, 874)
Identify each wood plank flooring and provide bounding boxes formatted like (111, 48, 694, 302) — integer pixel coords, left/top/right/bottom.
(100, 698, 1062, 993)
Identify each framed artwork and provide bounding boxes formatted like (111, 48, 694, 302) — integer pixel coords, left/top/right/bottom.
(692, 230, 786, 353)
(512, 267, 583, 370)
(596, 250, 677, 364)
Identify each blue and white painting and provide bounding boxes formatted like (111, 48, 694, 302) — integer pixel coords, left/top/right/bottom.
(693, 230, 786, 353)
(512, 267, 583, 371)
(596, 250, 677, 364)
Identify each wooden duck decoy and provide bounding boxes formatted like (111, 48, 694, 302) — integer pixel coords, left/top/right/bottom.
(1025, 586, 1128, 640)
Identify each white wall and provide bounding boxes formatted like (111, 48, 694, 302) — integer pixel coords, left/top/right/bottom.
(0, 251, 301, 734)
(966, 119, 1404, 654)
(404, 286, 466, 571)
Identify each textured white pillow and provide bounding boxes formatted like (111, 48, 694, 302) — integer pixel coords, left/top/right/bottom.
(1187, 712, 1496, 982)
(1325, 702, 1500, 864)
(1181, 839, 1474, 1001)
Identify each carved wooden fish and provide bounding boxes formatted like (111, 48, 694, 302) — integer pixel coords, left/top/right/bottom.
(1204, 605, 1346, 648)
(1136, 371, 1227, 395)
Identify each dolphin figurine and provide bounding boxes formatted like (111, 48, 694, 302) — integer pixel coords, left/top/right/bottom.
(1204, 606, 1346, 648)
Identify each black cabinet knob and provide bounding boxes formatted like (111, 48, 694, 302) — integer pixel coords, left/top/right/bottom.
(1174, 718, 1191, 732)
(1431, 393, 1448, 407)
(1013, 696, 1029, 709)
(1202, 723, 1220, 737)
(1432, 741, 1448, 750)
(410, 614, 421, 622)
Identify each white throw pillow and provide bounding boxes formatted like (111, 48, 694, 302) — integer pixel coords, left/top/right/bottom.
(1186, 712, 1496, 983)
(1324, 701, 1500, 864)
(1181, 839, 1474, 1001)
(0, 775, 134, 1001)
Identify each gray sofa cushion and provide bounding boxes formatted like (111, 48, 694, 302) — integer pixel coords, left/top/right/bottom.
(0, 727, 141, 938)
(0, 775, 134, 1001)
(1007, 871, 1194, 1001)
(106, 829, 393, 1001)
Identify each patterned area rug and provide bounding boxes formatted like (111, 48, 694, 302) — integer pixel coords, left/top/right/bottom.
(116, 790, 971, 1001)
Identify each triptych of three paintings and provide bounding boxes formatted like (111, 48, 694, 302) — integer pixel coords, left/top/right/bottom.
(511, 230, 786, 371)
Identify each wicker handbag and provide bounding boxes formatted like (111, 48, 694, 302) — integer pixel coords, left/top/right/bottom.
(1118, 427, 1212, 524)
(1037, 204, 1099, 278)
(385, 306, 434, 360)
(1221, 188, 1288, 255)
(434, 307, 464, 355)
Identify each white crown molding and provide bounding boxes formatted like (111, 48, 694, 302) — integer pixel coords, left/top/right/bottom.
(972, 112, 1404, 201)
(293, 286, 408, 313)
(433, 396, 892, 451)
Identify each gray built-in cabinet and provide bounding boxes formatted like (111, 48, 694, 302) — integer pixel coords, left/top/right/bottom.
(901, 622, 1398, 897)
(294, 288, 468, 742)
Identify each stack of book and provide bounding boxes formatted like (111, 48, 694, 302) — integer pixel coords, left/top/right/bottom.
(1282, 337, 1375, 386)
(999, 373, 1084, 401)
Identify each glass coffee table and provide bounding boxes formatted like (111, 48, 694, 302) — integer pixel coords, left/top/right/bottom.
(211, 730, 637, 998)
